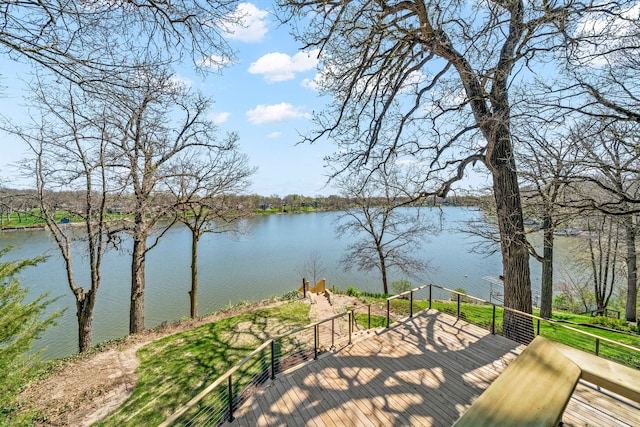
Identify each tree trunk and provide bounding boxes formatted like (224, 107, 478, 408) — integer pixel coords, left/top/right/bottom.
(130, 235, 146, 334)
(75, 290, 94, 353)
(379, 249, 389, 295)
(190, 229, 199, 319)
(540, 215, 554, 319)
(490, 126, 533, 344)
(624, 216, 637, 322)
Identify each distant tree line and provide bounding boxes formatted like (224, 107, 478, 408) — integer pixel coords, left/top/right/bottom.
(0, 188, 481, 226)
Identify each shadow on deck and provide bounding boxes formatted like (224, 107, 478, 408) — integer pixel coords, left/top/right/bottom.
(229, 310, 640, 426)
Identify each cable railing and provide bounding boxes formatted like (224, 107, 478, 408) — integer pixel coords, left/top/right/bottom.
(421, 284, 640, 368)
(161, 284, 639, 426)
(160, 305, 374, 426)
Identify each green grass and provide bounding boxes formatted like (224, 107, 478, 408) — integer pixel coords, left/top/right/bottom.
(97, 302, 310, 426)
(1, 210, 124, 228)
(323, 290, 639, 369)
(353, 312, 387, 329)
(428, 301, 640, 367)
(1, 211, 44, 227)
(389, 298, 430, 316)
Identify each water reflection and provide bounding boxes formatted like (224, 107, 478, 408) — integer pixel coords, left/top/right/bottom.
(1, 207, 547, 359)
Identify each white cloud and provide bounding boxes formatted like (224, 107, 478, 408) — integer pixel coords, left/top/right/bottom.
(267, 132, 283, 138)
(246, 103, 311, 125)
(301, 77, 318, 90)
(198, 54, 234, 71)
(249, 50, 320, 82)
(223, 3, 269, 43)
(208, 112, 230, 124)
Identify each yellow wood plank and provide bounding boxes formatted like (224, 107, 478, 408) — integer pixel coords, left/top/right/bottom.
(453, 336, 581, 427)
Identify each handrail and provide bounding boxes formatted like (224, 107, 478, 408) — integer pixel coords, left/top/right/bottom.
(423, 283, 640, 359)
(160, 305, 366, 426)
(385, 284, 429, 327)
(386, 284, 429, 300)
(163, 285, 639, 426)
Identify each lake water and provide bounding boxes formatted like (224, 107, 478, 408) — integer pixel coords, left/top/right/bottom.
(2, 207, 555, 359)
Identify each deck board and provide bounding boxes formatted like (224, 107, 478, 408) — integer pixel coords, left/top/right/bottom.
(229, 310, 640, 426)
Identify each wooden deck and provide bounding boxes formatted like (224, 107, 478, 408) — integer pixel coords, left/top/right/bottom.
(229, 310, 640, 426)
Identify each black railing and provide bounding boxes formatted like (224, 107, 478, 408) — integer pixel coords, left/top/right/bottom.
(417, 284, 640, 367)
(162, 284, 640, 426)
(160, 304, 375, 426)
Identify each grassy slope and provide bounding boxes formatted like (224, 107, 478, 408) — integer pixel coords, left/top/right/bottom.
(98, 302, 310, 426)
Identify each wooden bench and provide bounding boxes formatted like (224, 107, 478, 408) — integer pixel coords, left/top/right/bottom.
(551, 340, 640, 403)
(454, 335, 640, 426)
(453, 336, 581, 427)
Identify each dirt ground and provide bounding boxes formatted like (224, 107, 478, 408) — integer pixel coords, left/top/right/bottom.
(18, 294, 383, 426)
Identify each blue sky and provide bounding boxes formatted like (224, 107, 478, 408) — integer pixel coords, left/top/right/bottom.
(0, 1, 335, 196)
(0, 1, 493, 197)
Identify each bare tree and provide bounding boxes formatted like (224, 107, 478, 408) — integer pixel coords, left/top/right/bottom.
(554, 274, 595, 314)
(170, 149, 255, 318)
(567, 119, 640, 321)
(583, 213, 622, 310)
(1, 1, 240, 86)
(8, 78, 115, 352)
(516, 121, 583, 318)
(276, 0, 618, 341)
(335, 166, 432, 294)
(299, 250, 327, 287)
(549, 7, 640, 124)
(105, 67, 241, 334)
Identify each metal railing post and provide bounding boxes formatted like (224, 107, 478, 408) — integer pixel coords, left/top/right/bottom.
(368, 304, 371, 330)
(457, 294, 461, 319)
(410, 290, 414, 318)
(314, 324, 318, 360)
(386, 299, 390, 328)
(536, 319, 541, 336)
(595, 338, 600, 356)
(228, 374, 234, 422)
(429, 284, 432, 309)
(270, 340, 276, 380)
(349, 311, 353, 345)
(491, 304, 496, 335)
(331, 318, 335, 350)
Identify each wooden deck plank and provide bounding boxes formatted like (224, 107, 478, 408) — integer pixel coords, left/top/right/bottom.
(328, 352, 415, 426)
(279, 374, 323, 427)
(228, 310, 640, 427)
(332, 351, 415, 414)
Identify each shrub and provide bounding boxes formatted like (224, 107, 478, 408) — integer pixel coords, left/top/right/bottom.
(281, 289, 302, 301)
(391, 280, 412, 295)
(588, 316, 640, 334)
(345, 286, 362, 297)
